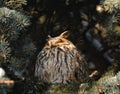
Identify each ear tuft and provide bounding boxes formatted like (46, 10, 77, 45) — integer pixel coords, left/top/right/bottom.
(47, 35, 52, 39)
(46, 35, 52, 41)
(60, 31, 70, 38)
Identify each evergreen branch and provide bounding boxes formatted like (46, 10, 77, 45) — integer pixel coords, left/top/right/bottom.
(11, 12, 30, 31)
(4, 0, 27, 5)
(101, 0, 120, 13)
(3, 0, 27, 10)
(99, 71, 120, 94)
(0, 35, 11, 61)
(0, 7, 30, 41)
(0, 7, 30, 32)
(112, 12, 120, 25)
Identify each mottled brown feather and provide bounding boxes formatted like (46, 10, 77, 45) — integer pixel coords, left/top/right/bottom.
(35, 31, 89, 84)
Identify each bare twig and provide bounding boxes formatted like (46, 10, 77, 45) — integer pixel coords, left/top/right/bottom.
(0, 80, 14, 84)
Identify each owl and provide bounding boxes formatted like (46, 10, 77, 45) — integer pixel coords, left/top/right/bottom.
(35, 31, 89, 84)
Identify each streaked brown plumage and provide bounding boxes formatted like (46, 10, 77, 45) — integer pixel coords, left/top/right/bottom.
(35, 31, 88, 84)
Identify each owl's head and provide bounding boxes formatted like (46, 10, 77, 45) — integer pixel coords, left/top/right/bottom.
(44, 31, 75, 49)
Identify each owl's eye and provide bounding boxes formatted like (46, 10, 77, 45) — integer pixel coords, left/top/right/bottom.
(57, 39, 63, 42)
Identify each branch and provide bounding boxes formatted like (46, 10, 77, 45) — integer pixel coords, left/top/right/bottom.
(0, 80, 14, 84)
